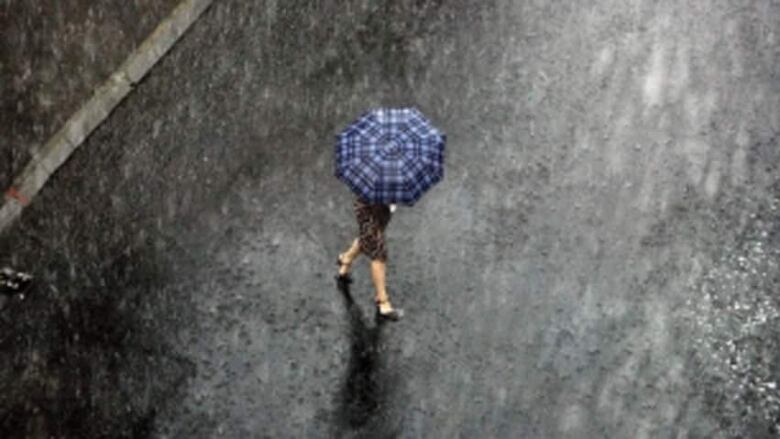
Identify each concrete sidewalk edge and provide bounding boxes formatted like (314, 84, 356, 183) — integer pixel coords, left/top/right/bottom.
(0, 0, 214, 236)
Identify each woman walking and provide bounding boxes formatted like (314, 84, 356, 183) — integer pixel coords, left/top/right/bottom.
(334, 107, 445, 322)
(336, 197, 402, 321)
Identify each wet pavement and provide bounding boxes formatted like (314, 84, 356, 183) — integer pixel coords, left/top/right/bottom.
(1, 1, 780, 437)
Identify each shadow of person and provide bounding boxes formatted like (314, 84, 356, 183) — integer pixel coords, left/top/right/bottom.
(335, 278, 387, 430)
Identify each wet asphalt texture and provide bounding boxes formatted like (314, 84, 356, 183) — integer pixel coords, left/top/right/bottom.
(1, 1, 780, 437)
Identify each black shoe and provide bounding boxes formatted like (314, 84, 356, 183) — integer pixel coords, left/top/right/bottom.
(376, 301, 403, 321)
(335, 255, 353, 284)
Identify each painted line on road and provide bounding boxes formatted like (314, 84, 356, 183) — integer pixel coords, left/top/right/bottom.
(0, 0, 214, 235)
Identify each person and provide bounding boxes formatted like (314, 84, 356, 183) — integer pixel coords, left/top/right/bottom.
(336, 196, 403, 321)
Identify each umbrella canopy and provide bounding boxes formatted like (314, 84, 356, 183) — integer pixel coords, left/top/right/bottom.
(334, 107, 446, 206)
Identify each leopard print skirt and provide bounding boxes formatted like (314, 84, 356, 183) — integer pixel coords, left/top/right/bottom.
(353, 196, 392, 261)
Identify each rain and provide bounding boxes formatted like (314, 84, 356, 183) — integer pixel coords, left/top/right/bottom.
(1, 1, 780, 437)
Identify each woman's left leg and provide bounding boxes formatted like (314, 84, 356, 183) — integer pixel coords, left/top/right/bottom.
(338, 238, 360, 276)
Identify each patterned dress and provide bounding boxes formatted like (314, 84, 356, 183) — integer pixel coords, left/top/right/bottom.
(353, 196, 392, 261)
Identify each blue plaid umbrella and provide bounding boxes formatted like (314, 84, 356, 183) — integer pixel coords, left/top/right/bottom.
(334, 107, 446, 206)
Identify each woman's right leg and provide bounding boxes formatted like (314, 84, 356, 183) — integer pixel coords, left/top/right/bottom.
(370, 259, 393, 312)
(371, 259, 392, 311)
(371, 258, 402, 320)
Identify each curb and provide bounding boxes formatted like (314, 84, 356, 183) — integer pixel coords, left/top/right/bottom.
(0, 0, 214, 235)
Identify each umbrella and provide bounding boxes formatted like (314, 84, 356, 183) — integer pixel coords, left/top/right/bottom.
(334, 107, 446, 206)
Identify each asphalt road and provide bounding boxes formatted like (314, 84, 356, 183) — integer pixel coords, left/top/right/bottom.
(1, 1, 779, 437)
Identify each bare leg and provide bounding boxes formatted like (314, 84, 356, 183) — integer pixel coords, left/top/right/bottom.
(338, 238, 360, 276)
(370, 259, 394, 313)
